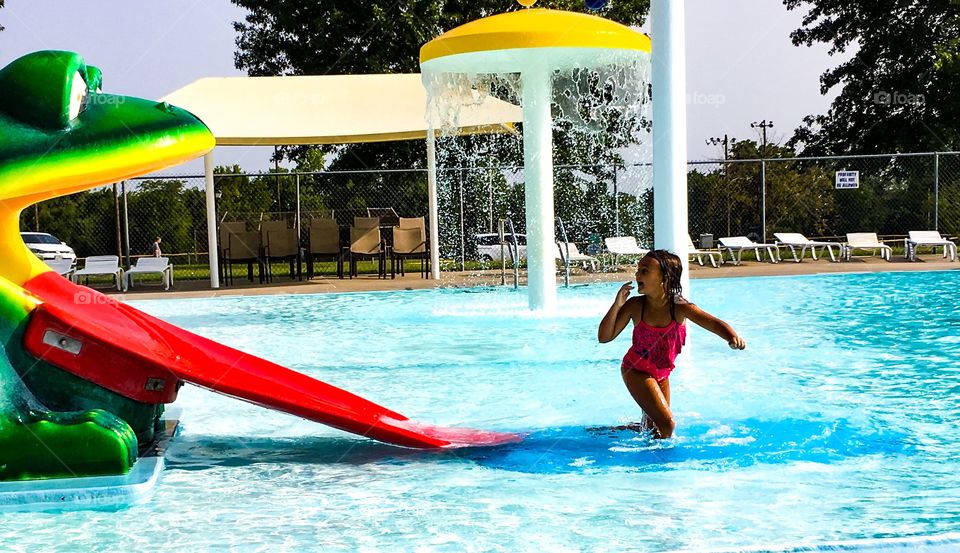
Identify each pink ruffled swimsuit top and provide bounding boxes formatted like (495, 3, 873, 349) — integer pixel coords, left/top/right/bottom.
(621, 298, 687, 382)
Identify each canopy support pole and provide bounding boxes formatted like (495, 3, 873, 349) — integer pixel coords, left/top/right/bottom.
(204, 152, 220, 289)
(427, 128, 440, 280)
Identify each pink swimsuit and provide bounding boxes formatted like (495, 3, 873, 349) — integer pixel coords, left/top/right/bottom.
(621, 299, 687, 381)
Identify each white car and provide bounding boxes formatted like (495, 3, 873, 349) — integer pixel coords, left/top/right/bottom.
(20, 232, 77, 261)
(476, 233, 527, 262)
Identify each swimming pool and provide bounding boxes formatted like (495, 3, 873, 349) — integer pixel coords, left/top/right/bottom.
(3, 270, 959, 551)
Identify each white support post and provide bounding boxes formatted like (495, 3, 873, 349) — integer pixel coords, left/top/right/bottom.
(651, 0, 690, 297)
(204, 152, 219, 289)
(427, 129, 441, 280)
(521, 65, 556, 312)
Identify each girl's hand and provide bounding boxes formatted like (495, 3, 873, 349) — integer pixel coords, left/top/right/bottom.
(615, 282, 634, 306)
(728, 335, 746, 350)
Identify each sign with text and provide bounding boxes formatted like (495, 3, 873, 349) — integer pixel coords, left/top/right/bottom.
(835, 170, 859, 189)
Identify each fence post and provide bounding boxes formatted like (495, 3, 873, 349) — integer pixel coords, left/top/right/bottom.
(122, 180, 130, 268)
(488, 168, 494, 233)
(760, 160, 767, 243)
(613, 164, 620, 236)
(934, 152, 940, 230)
(459, 168, 465, 271)
(113, 183, 122, 260)
(296, 174, 302, 275)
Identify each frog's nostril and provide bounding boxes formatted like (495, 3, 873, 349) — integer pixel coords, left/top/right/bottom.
(155, 102, 173, 113)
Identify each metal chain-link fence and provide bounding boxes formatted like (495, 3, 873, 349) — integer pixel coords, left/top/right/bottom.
(18, 151, 960, 283)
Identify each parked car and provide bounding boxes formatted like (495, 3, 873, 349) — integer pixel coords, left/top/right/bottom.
(475, 233, 527, 262)
(20, 232, 77, 261)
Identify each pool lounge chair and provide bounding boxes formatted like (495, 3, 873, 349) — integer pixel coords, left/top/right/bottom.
(125, 256, 173, 291)
(391, 226, 429, 278)
(843, 233, 892, 261)
(306, 218, 343, 279)
(72, 255, 124, 291)
(773, 232, 842, 263)
(347, 225, 385, 279)
(687, 235, 719, 268)
(905, 230, 957, 261)
(557, 242, 598, 272)
(43, 258, 75, 277)
(261, 220, 301, 280)
(718, 236, 780, 265)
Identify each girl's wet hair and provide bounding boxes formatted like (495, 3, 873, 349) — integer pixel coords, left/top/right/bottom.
(645, 249, 683, 300)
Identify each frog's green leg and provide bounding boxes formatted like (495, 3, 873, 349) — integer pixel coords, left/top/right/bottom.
(0, 409, 137, 481)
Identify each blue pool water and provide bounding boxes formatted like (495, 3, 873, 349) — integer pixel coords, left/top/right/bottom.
(3, 270, 960, 551)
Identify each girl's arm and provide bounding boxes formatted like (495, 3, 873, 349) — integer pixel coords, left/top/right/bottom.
(679, 303, 746, 350)
(598, 283, 637, 343)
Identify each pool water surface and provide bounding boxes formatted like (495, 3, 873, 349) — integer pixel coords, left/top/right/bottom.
(2, 270, 959, 551)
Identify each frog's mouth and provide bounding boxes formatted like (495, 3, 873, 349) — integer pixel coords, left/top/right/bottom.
(0, 50, 215, 284)
(0, 50, 215, 209)
(0, 97, 214, 209)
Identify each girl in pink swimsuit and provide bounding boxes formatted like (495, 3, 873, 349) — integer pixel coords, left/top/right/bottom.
(598, 250, 746, 439)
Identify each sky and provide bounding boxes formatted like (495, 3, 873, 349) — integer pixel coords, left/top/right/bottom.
(0, 0, 846, 173)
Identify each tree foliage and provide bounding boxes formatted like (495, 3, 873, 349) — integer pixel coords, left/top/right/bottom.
(231, 1, 651, 170)
(784, 0, 960, 155)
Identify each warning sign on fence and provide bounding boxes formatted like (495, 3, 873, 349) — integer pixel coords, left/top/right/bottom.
(835, 170, 859, 189)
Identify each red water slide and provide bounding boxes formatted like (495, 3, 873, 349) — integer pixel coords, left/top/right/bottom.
(21, 272, 519, 449)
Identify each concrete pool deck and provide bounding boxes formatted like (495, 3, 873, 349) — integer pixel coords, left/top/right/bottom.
(117, 253, 960, 301)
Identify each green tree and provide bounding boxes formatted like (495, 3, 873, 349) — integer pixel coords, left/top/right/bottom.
(784, 0, 960, 154)
(231, 1, 649, 167)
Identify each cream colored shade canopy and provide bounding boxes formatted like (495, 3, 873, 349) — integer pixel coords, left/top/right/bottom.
(160, 74, 520, 146)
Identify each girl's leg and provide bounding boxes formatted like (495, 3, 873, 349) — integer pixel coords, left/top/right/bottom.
(621, 367, 675, 438)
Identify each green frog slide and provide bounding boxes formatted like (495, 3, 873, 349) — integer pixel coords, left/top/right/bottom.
(0, 51, 519, 492)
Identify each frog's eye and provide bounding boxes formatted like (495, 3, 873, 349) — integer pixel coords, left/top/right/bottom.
(68, 70, 88, 120)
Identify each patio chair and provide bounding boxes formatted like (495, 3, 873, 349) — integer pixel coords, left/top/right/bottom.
(687, 235, 719, 268)
(43, 258, 75, 277)
(391, 226, 429, 278)
(843, 232, 892, 261)
(72, 255, 124, 291)
(399, 216, 426, 240)
(347, 225, 385, 279)
(224, 231, 266, 285)
(353, 216, 380, 230)
(557, 242, 598, 272)
(905, 230, 957, 261)
(307, 218, 343, 279)
(718, 236, 780, 265)
(261, 220, 301, 280)
(773, 232, 842, 263)
(125, 256, 173, 291)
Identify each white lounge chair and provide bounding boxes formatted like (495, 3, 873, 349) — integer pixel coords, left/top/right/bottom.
(718, 236, 780, 265)
(556, 242, 598, 271)
(688, 235, 719, 268)
(125, 257, 173, 291)
(844, 233, 892, 261)
(773, 232, 842, 263)
(604, 236, 648, 255)
(72, 255, 124, 291)
(43, 258, 75, 277)
(604, 236, 649, 269)
(905, 231, 957, 262)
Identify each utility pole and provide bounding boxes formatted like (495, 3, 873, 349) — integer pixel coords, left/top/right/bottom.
(706, 135, 734, 237)
(706, 134, 730, 161)
(750, 120, 774, 158)
(750, 120, 773, 243)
